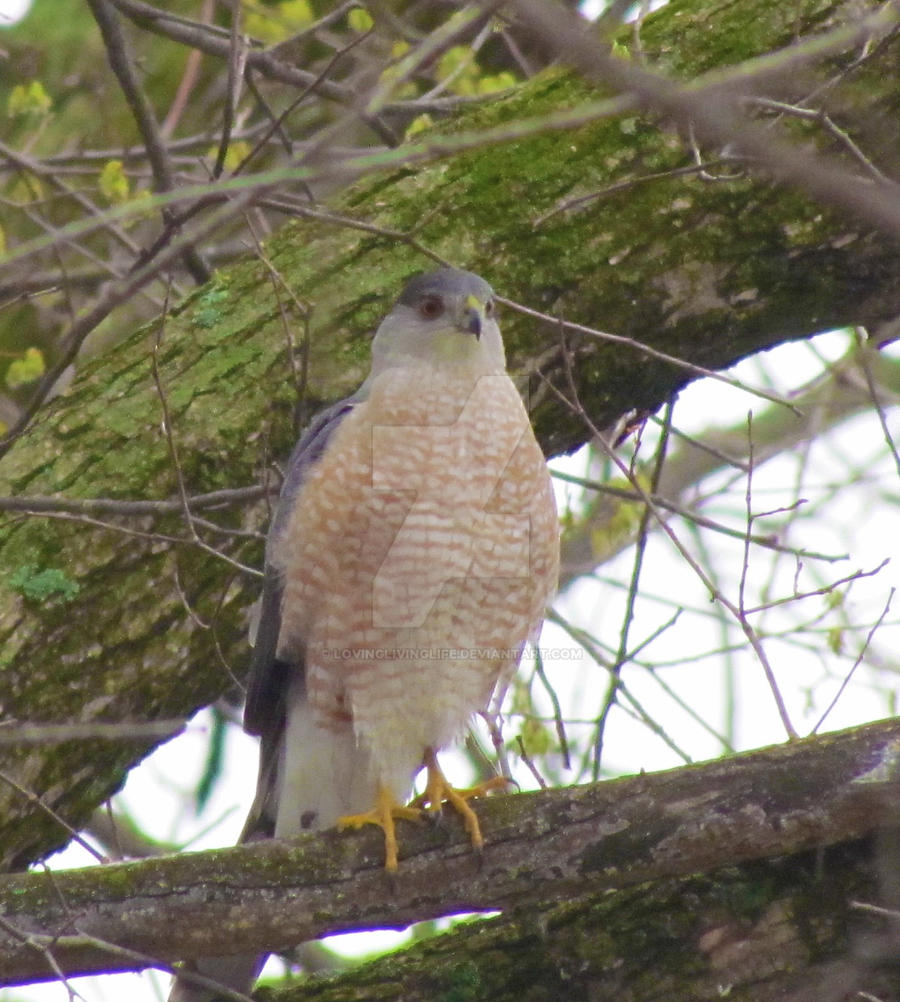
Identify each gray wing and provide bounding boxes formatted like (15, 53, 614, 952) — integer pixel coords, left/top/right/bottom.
(240, 397, 356, 837)
(169, 399, 359, 1000)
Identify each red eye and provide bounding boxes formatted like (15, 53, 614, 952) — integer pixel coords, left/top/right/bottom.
(419, 295, 444, 320)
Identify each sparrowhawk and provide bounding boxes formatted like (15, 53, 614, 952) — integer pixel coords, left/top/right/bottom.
(169, 267, 559, 1001)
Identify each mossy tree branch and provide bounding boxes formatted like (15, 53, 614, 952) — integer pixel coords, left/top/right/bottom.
(1, 718, 899, 990)
(259, 840, 894, 1002)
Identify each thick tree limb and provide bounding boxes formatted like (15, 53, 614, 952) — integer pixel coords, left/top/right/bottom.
(513, 0, 900, 237)
(262, 840, 897, 1002)
(1, 718, 899, 986)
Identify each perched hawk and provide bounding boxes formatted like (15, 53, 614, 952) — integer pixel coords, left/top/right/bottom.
(170, 268, 559, 1001)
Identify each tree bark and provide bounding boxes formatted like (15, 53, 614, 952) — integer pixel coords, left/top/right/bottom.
(260, 840, 898, 1002)
(1, 718, 899, 989)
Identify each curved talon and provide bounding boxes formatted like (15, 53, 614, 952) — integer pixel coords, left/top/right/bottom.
(416, 748, 510, 854)
(337, 755, 509, 869)
(338, 785, 422, 872)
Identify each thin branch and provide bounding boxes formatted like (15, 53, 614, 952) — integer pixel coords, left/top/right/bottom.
(548, 331, 799, 738)
(149, 296, 261, 578)
(592, 399, 674, 778)
(0, 140, 163, 297)
(0, 772, 106, 865)
(552, 468, 846, 567)
(854, 328, 900, 480)
(742, 559, 889, 615)
(211, 0, 247, 181)
(86, 0, 209, 284)
(747, 96, 893, 184)
(0, 146, 300, 458)
(0, 485, 267, 516)
(547, 609, 694, 764)
(0, 720, 185, 746)
(105, 0, 399, 141)
(532, 646, 570, 770)
(813, 588, 895, 733)
(506, 298, 801, 414)
(0, 914, 84, 1002)
(87, 0, 176, 192)
(160, 0, 213, 139)
(235, 20, 381, 177)
(533, 159, 742, 225)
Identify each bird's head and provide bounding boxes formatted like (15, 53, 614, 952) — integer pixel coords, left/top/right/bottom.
(370, 268, 506, 375)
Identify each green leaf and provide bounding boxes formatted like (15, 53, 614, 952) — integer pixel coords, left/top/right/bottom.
(827, 626, 844, 654)
(8, 173, 43, 204)
(98, 159, 131, 204)
(7, 80, 52, 117)
(588, 474, 647, 560)
(404, 113, 433, 139)
(205, 140, 251, 173)
(514, 717, 553, 757)
(245, 0, 313, 44)
(6, 347, 45, 389)
(476, 71, 517, 95)
(348, 6, 373, 32)
(611, 39, 630, 60)
(437, 45, 479, 96)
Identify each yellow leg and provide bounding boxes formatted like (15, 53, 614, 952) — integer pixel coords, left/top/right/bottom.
(413, 748, 510, 853)
(337, 784, 422, 872)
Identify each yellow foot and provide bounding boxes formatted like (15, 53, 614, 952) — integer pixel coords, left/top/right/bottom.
(337, 784, 422, 872)
(411, 748, 511, 853)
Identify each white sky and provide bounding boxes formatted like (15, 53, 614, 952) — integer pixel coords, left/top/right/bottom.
(0, 0, 30, 27)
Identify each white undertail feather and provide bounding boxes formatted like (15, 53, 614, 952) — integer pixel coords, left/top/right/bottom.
(167, 696, 374, 1002)
(276, 690, 374, 835)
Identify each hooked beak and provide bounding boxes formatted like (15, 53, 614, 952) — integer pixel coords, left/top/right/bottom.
(456, 293, 485, 339)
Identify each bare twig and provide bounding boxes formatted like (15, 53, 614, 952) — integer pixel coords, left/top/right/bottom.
(211, 0, 247, 180)
(533, 646, 570, 771)
(552, 468, 846, 565)
(0, 485, 267, 516)
(105, 0, 400, 141)
(747, 97, 893, 184)
(548, 328, 799, 738)
(0, 720, 185, 746)
(854, 328, 900, 479)
(742, 560, 889, 615)
(813, 588, 895, 732)
(592, 399, 674, 777)
(0, 914, 84, 1002)
(0, 772, 106, 864)
(148, 293, 261, 578)
(533, 160, 742, 226)
(505, 298, 802, 414)
(86, 0, 209, 284)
